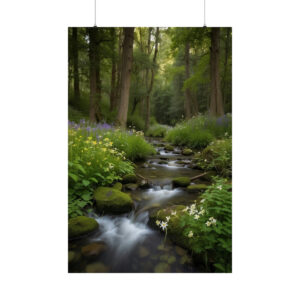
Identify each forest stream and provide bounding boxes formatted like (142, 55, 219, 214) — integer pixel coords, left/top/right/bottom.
(69, 138, 205, 273)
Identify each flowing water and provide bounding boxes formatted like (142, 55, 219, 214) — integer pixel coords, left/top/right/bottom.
(69, 138, 205, 273)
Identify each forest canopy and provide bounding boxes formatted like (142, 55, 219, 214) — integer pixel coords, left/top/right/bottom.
(68, 27, 232, 129)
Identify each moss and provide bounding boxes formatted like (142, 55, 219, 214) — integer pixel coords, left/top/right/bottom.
(182, 148, 194, 156)
(154, 262, 171, 273)
(124, 183, 138, 191)
(68, 216, 98, 239)
(94, 187, 134, 214)
(112, 182, 122, 191)
(202, 170, 218, 182)
(172, 177, 191, 187)
(158, 160, 168, 165)
(85, 262, 110, 273)
(164, 144, 174, 151)
(122, 174, 138, 184)
(187, 184, 208, 193)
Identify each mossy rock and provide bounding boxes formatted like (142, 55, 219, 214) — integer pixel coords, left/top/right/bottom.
(154, 262, 171, 273)
(164, 144, 174, 151)
(68, 216, 98, 239)
(158, 160, 168, 165)
(172, 177, 191, 187)
(85, 262, 110, 273)
(112, 182, 122, 191)
(68, 251, 81, 265)
(122, 174, 138, 184)
(149, 205, 190, 251)
(94, 187, 134, 214)
(81, 242, 107, 258)
(124, 183, 138, 191)
(182, 148, 194, 156)
(187, 184, 208, 193)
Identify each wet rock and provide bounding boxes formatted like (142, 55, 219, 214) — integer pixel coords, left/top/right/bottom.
(138, 246, 150, 258)
(154, 262, 171, 273)
(173, 150, 181, 154)
(141, 163, 149, 168)
(85, 262, 110, 273)
(160, 254, 169, 261)
(172, 177, 191, 187)
(187, 184, 208, 193)
(139, 180, 151, 189)
(164, 144, 174, 151)
(167, 256, 176, 264)
(122, 174, 138, 184)
(159, 157, 169, 160)
(94, 187, 134, 214)
(175, 246, 187, 256)
(68, 216, 98, 239)
(124, 183, 138, 191)
(112, 182, 122, 191)
(182, 148, 194, 156)
(68, 251, 78, 264)
(81, 242, 107, 258)
(158, 160, 168, 165)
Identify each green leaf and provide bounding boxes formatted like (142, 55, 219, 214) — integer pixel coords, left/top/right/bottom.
(82, 180, 90, 187)
(81, 193, 92, 201)
(69, 173, 79, 182)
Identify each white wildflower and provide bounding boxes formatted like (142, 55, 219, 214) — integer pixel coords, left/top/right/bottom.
(206, 221, 211, 227)
(166, 216, 170, 221)
(217, 185, 222, 190)
(194, 214, 200, 220)
(155, 220, 161, 226)
(171, 211, 177, 216)
(160, 221, 168, 231)
(188, 231, 194, 238)
(200, 199, 205, 203)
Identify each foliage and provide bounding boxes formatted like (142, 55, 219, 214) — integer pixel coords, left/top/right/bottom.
(178, 177, 232, 272)
(197, 138, 232, 177)
(127, 114, 145, 131)
(166, 114, 232, 149)
(68, 120, 155, 217)
(146, 124, 170, 137)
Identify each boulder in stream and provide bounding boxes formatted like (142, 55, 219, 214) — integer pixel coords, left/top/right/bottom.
(94, 187, 134, 214)
(112, 182, 122, 191)
(164, 144, 174, 151)
(124, 183, 138, 191)
(172, 177, 191, 187)
(122, 174, 138, 184)
(68, 216, 99, 239)
(81, 242, 107, 258)
(85, 262, 110, 273)
(182, 148, 194, 156)
(187, 184, 208, 193)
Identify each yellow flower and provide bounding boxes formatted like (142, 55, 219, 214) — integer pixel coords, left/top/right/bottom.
(88, 136, 92, 140)
(92, 141, 97, 145)
(98, 141, 102, 145)
(87, 162, 91, 166)
(104, 138, 110, 142)
(102, 148, 107, 152)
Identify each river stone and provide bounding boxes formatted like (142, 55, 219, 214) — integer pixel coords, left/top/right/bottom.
(158, 160, 168, 165)
(187, 184, 208, 193)
(124, 183, 138, 191)
(94, 187, 134, 214)
(180, 255, 192, 265)
(160, 254, 169, 261)
(112, 182, 122, 191)
(182, 148, 194, 156)
(138, 246, 150, 258)
(175, 246, 187, 256)
(164, 144, 174, 151)
(68, 251, 76, 264)
(167, 256, 176, 264)
(172, 177, 191, 187)
(122, 174, 138, 184)
(68, 216, 99, 239)
(154, 262, 171, 273)
(85, 262, 110, 273)
(81, 242, 107, 258)
(139, 180, 151, 189)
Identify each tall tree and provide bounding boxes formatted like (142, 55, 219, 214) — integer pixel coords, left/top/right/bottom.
(72, 28, 80, 101)
(184, 41, 192, 119)
(145, 27, 159, 130)
(109, 28, 117, 111)
(222, 27, 231, 111)
(117, 27, 134, 128)
(88, 27, 100, 122)
(209, 27, 224, 117)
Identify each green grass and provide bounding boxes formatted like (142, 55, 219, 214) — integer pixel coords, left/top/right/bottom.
(166, 114, 232, 149)
(146, 124, 170, 137)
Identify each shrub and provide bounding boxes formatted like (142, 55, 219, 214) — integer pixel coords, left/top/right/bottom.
(197, 138, 232, 177)
(166, 114, 232, 149)
(179, 177, 232, 272)
(146, 124, 170, 137)
(127, 114, 145, 131)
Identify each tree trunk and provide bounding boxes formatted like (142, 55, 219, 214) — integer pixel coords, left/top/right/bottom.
(115, 28, 123, 109)
(110, 28, 117, 111)
(88, 27, 99, 123)
(72, 28, 80, 101)
(222, 27, 231, 112)
(145, 27, 159, 130)
(210, 28, 224, 117)
(184, 41, 192, 119)
(117, 27, 134, 128)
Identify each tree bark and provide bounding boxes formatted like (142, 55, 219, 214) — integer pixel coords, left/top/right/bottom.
(184, 41, 192, 119)
(115, 28, 123, 109)
(222, 27, 231, 111)
(72, 28, 80, 101)
(117, 27, 134, 128)
(110, 28, 117, 111)
(88, 27, 99, 123)
(210, 28, 224, 117)
(145, 27, 159, 130)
